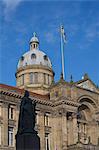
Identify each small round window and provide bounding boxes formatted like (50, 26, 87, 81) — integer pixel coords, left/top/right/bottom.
(44, 55, 48, 61)
(31, 53, 36, 59)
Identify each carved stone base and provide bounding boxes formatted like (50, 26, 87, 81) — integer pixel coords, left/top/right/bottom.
(16, 132, 40, 150)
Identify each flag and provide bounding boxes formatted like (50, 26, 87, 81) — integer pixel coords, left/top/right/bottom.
(60, 25, 67, 43)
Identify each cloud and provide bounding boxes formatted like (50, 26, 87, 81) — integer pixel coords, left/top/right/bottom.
(44, 32, 55, 43)
(2, 0, 23, 21)
(85, 21, 99, 42)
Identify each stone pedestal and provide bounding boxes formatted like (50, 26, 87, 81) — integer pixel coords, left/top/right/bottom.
(16, 132, 40, 150)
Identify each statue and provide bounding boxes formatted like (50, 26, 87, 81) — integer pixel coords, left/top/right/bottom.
(16, 90, 40, 150)
(18, 90, 36, 134)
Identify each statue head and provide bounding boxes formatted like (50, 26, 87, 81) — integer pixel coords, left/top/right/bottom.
(24, 90, 29, 98)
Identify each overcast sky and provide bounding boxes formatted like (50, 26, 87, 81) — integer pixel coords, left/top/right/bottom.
(0, 0, 99, 86)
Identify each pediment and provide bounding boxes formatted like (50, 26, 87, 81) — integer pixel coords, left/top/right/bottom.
(76, 79, 98, 92)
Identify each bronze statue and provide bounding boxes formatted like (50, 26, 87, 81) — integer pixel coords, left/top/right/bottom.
(18, 90, 36, 134)
(16, 90, 40, 150)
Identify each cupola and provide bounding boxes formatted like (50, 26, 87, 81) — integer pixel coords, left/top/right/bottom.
(30, 32, 39, 50)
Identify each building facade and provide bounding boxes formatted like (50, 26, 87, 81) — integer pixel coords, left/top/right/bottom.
(0, 33, 99, 150)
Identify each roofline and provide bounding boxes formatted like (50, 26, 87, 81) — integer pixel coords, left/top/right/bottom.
(0, 83, 50, 100)
(74, 78, 98, 89)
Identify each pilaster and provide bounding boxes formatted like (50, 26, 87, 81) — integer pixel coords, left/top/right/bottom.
(2, 102, 9, 146)
(61, 109, 67, 150)
(39, 111, 45, 150)
(72, 113, 78, 144)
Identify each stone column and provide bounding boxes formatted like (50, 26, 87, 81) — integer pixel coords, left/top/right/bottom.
(39, 111, 45, 150)
(61, 109, 67, 150)
(72, 113, 78, 144)
(2, 102, 9, 146)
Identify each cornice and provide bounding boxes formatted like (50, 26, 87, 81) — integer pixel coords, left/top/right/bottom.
(0, 89, 80, 108)
(16, 64, 54, 75)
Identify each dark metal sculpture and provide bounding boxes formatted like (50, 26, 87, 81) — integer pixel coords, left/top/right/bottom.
(18, 90, 36, 134)
(16, 90, 40, 150)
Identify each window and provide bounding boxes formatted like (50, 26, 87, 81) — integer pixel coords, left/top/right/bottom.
(35, 113, 39, 124)
(0, 105, 1, 116)
(22, 74, 24, 85)
(44, 55, 48, 61)
(20, 74, 24, 85)
(33, 44, 36, 49)
(45, 134, 50, 150)
(0, 126, 1, 145)
(44, 113, 49, 126)
(31, 53, 36, 59)
(11, 108, 14, 119)
(48, 74, 50, 85)
(44, 73, 46, 84)
(30, 73, 33, 84)
(30, 72, 38, 84)
(8, 127, 14, 146)
(55, 91, 59, 97)
(44, 74, 50, 85)
(21, 56, 24, 61)
(34, 72, 38, 84)
(8, 106, 14, 120)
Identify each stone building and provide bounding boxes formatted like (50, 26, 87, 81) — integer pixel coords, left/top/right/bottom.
(0, 33, 99, 150)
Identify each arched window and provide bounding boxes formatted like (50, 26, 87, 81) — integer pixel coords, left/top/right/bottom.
(31, 53, 36, 59)
(44, 55, 48, 61)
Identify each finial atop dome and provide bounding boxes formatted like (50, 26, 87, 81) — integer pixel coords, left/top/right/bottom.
(33, 32, 36, 37)
(30, 32, 39, 50)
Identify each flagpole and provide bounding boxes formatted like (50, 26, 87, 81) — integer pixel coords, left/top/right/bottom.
(60, 25, 65, 79)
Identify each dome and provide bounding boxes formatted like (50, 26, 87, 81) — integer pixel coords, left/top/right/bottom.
(30, 36, 39, 43)
(16, 33, 54, 95)
(17, 49, 52, 69)
(30, 32, 39, 44)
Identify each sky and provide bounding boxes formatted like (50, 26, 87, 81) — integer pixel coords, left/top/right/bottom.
(0, 0, 99, 87)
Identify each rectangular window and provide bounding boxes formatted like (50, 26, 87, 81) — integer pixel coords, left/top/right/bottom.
(8, 127, 14, 146)
(11, 108, 14, 119)
(30, 73, 33, 84)
(44, 113, 49, 126)
(22, 74, 24, 85)
(48, 75, 50, 85)
(0, 125, 1, 145)
(0, 105, 1, 116)
(35, 113, 39, 124)
(45, 134, 50, 150)
(44, 73, 46, 84)
(20, 74, 24, 85)
(8, 106, 14, 120)
(34, 72, 38, 83)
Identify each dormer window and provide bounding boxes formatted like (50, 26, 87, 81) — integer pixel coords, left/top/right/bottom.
(21, 56, 24, 61)
(44, 55, 48, 61)
(31, 53, 36, 59)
